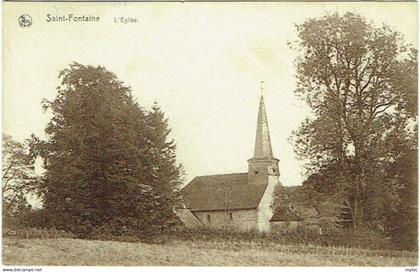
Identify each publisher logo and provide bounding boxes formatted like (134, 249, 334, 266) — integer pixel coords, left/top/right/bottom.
(18, 14, 32, 28)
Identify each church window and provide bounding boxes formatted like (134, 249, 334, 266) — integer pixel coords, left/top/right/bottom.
(270, 167, 277, 174)
(206, 214, 211, 224)
(229, 212, 233, 221)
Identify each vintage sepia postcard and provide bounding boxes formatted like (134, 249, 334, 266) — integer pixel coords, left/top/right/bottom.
(2, 1, 418, 270)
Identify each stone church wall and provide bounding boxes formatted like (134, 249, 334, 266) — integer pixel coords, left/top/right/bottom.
(257, 175, 279, 232)
(192, 209, 258, 231)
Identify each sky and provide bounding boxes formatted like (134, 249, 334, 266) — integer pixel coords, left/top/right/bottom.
(3, 2, 418, 186)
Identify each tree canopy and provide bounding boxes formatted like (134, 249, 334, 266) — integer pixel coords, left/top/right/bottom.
(291, 12, 417, 233)
(30, 63, 183, 237)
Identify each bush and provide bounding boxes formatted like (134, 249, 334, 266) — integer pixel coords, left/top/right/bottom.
(3, 227, 76, 239)
(157, 226, 395, 251)
(2, 222, 399, 252)
(2, 206, 397, 251)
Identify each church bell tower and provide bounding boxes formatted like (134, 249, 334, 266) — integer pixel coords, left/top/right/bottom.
(248, 95, 280, 179)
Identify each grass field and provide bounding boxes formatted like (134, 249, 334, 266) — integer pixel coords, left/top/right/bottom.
(3, 237, 417, 266)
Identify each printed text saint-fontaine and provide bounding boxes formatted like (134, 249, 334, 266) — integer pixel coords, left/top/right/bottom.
(46, 14, 100, 23)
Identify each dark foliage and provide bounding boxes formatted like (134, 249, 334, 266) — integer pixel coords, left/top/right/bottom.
(290, 12, 417, 235)
(384, 149, 418, 250)
(28, 63, 183, 237)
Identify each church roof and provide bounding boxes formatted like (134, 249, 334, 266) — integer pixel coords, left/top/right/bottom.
(181, 173, 268, 212)
(270, 206, 304, 222)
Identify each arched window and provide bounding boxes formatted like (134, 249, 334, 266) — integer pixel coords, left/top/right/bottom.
(206, 214, 211, 224)
(229, 212, 233, 221)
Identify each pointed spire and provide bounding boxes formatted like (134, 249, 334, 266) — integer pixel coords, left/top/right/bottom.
(248, 88, 279, 178)
(253, 94, 273, 158)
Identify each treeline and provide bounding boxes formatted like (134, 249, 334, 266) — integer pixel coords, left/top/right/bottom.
(280, 12, 417, 250)
(3, 63, 183, 238)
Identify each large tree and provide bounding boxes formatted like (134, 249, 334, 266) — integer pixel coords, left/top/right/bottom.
(31, 63, 183, 236)
(291, 12, 417, 231)
(2, 134, 37, 217)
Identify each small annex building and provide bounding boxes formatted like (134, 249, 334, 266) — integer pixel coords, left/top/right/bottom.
(179, 95, 286, 232)
(270, 205, 304, 232)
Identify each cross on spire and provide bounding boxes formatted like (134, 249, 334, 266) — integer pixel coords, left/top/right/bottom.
(260, 80, 265, 96)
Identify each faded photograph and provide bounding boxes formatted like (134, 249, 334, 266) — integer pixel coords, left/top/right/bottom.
(2, 2, 418, 267)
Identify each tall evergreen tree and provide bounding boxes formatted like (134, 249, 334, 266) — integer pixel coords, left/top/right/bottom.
(30, 63, 182, 236)
(143, 103, 183, 228)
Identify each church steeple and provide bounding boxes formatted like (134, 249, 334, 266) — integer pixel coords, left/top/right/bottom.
(253, 95, 273, 158)
(248, 92, 279, 178)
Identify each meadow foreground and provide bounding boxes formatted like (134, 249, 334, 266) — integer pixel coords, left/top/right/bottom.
(3, 237, 417, 266)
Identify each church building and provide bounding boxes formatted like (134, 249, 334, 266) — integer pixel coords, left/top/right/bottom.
(178, 95, 282, 232)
